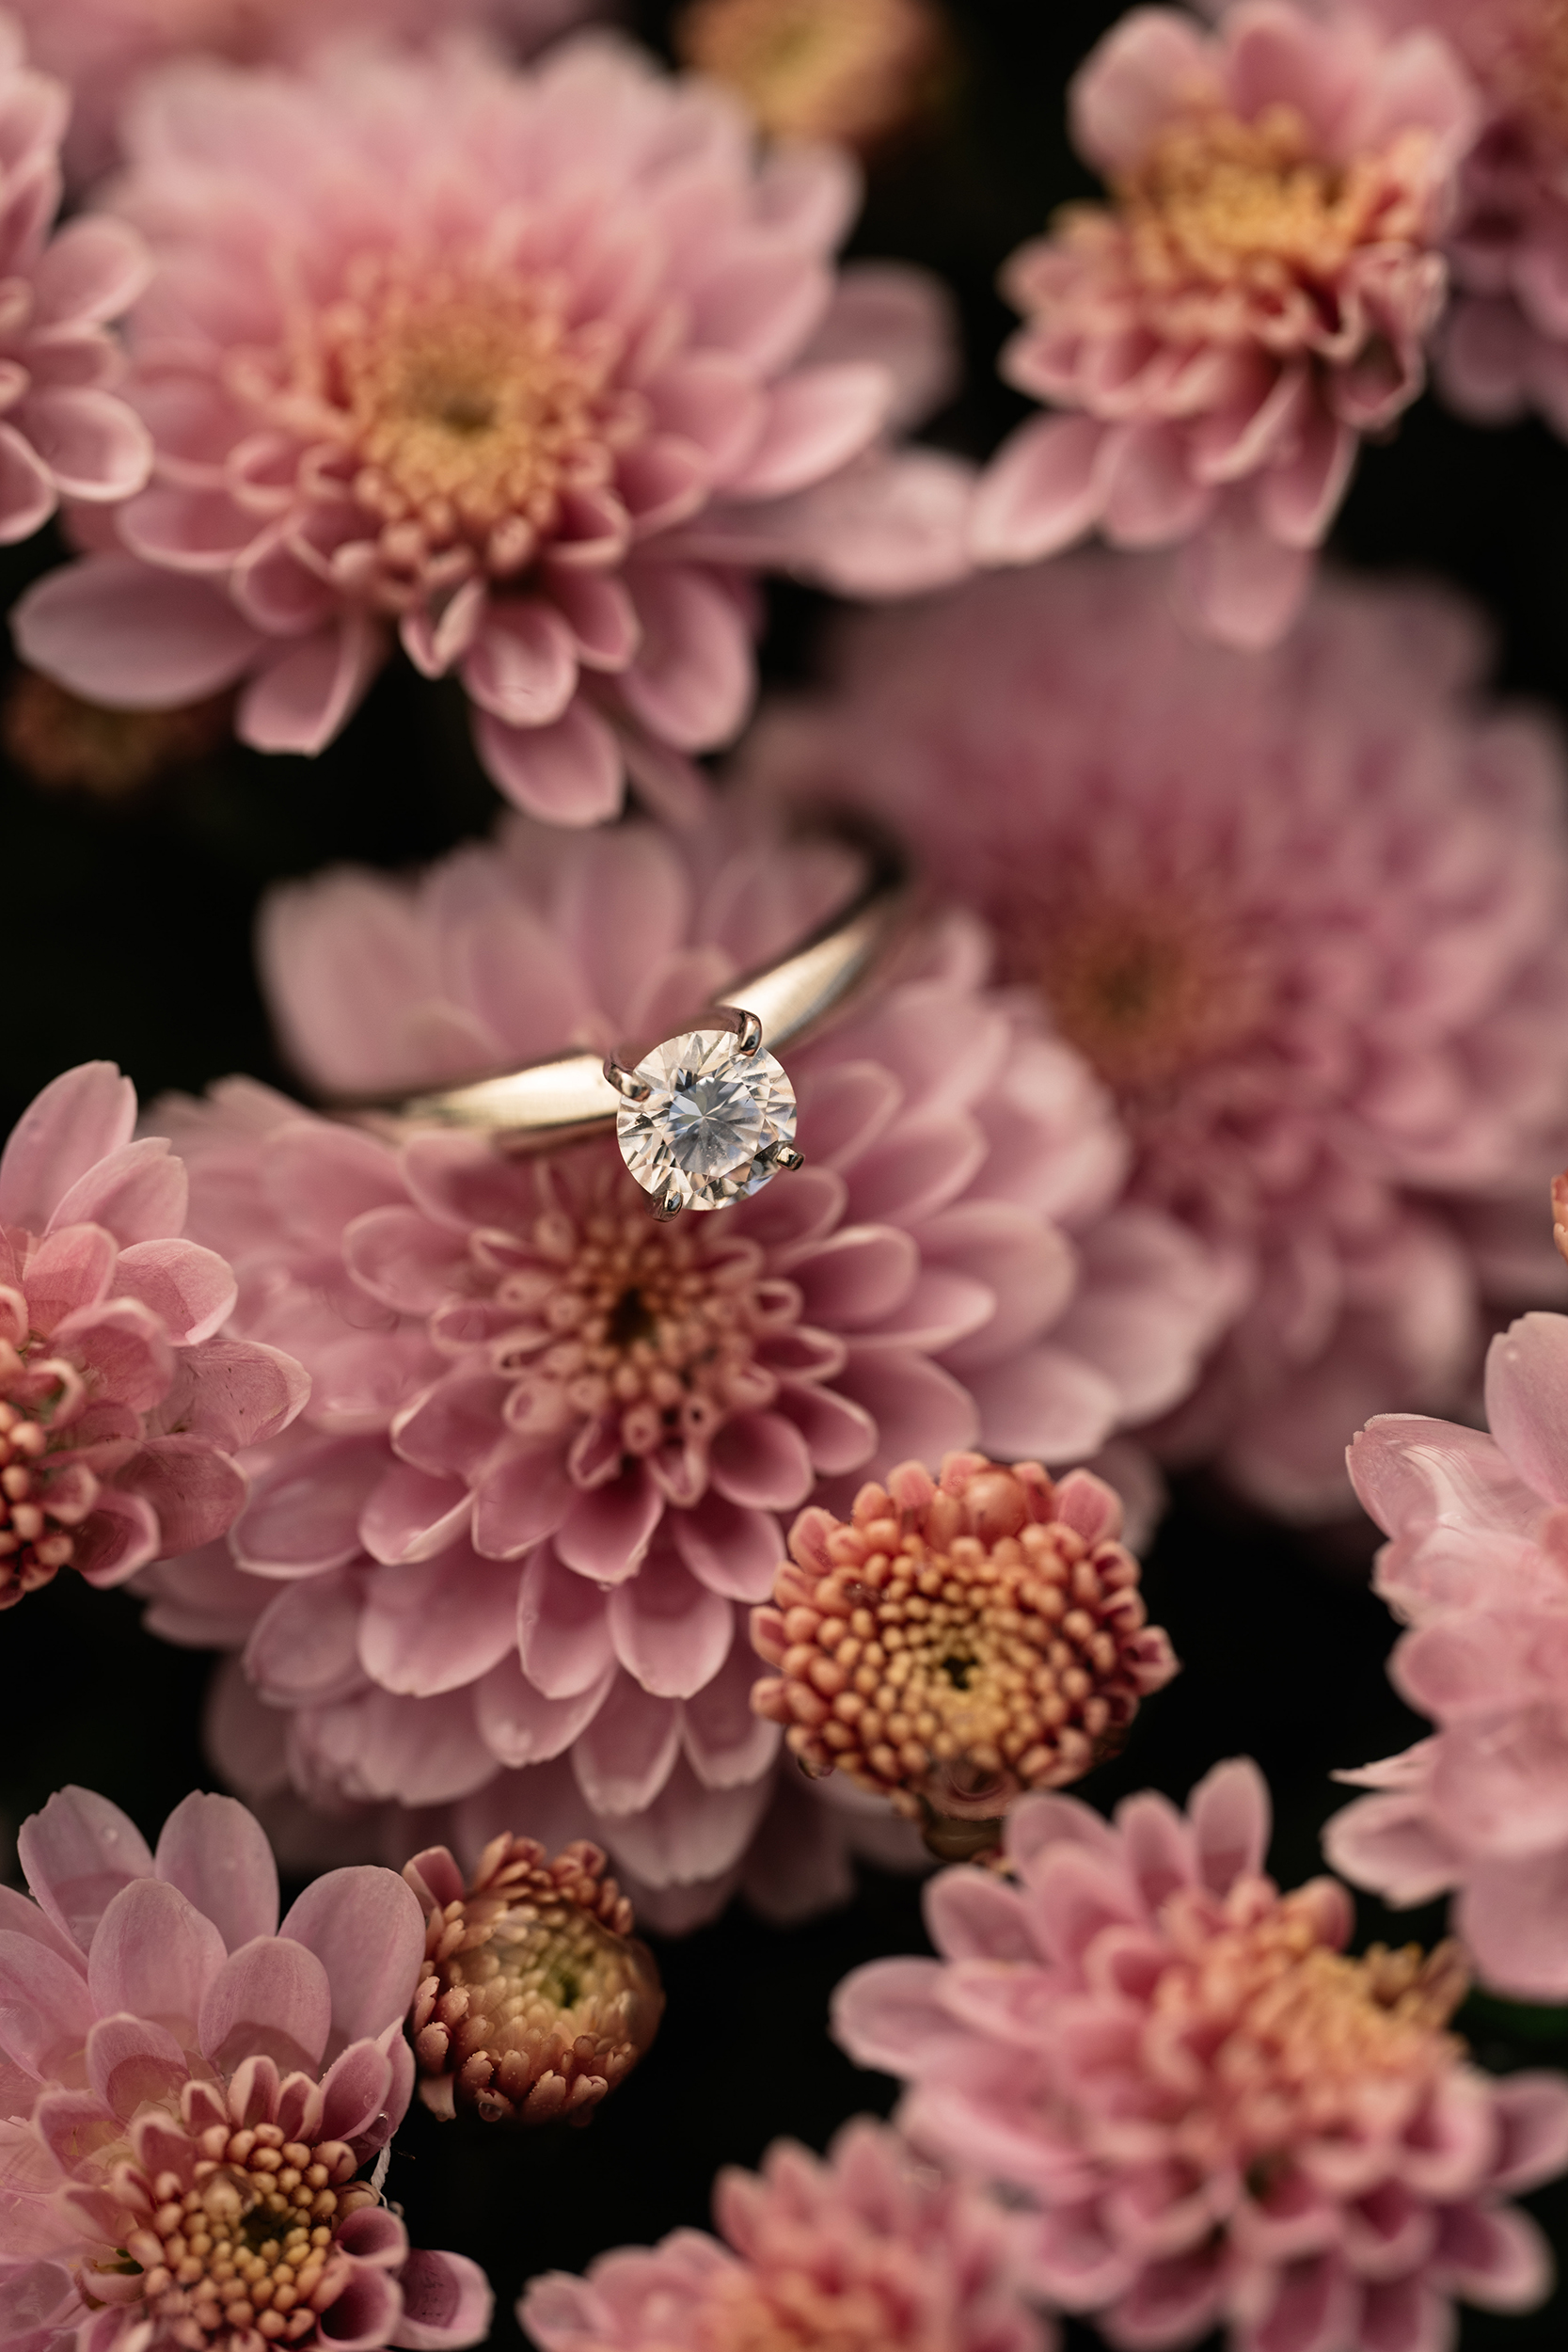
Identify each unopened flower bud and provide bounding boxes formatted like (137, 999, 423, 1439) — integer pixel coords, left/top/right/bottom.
(403, 1835, 663, 2127)
(752, 1450, 1178, 1835)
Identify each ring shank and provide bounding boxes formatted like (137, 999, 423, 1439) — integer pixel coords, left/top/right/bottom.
(346, 825, 911, 1155)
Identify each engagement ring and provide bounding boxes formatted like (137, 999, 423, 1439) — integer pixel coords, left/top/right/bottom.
(348, 821, 911, 1219)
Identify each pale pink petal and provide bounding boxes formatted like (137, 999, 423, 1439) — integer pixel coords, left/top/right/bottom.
(390, 2249, 493, 2351)
(555, 1464, 663, 1583)
(238, 616, 383, 756)
(569, 1673, 681, 1815)
(356, 1550, 521, 1696)
(971, 415, 1116, 565)
(16, 388, 151, 502)
(518, 1543, 616, 1697)
(462, 599, 578, 728)
(0, 1063, 135, 1234)
(198, 1935, 333, 2074)
(17, 1787, 153, 1953)
(86, 1878, 227, 2035)
(0, 1933, 96, 2079)
(48, 1136, 184, 1247)
(1483, 1313, 1568, 1505)
(85, 2014, 188, 2121)
(277, 1867, 425, 2054)
(30, 216, 150, 326)
(474, 698, 624, 824)
(153, 1791, 279, 1951)
(110, 1238, 235, 1343)
(605, 1547, 734, 1698)
(618, 565, 753, 752)
(13, 555, 261, 707)
(0, 421, 56, 541)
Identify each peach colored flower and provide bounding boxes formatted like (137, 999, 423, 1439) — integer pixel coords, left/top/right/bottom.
(835, 1760, 1568, 2352)
(0, 1783, 491, 2352)
(13, 34, 970, 825)
(972, 0, 1476, 646)
(673, 0, 947, 152)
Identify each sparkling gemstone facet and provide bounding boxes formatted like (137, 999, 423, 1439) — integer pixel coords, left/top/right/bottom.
(616, 1026, 797, 1211)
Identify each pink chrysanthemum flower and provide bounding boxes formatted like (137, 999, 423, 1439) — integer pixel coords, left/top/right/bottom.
(519, 2116, 1051, 2352)
(1325, 1308, 1568, 2002)
(752, 1451, 1178, 1827)
(0, 22, 150, 544)
(742, 556, 1568, 1518)
(0, 1783, 492, 2352)
(6, 0, 602, 190)
(1274, 0, 1568, 435)
(833, 1759, 1568, 2352)
(12, 34, 970, 825)
(131, 811, 1224, 1927)
(969, 0, 1476, 648)
(0, 1060, 307, 1610)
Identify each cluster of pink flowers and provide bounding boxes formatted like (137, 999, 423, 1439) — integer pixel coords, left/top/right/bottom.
(129, 810, 1224, 1925)
(0, 1782, 491, 2352)
(745, 554, 1568, 1517)
(834, 1759, 1568, 2352)
(0, 1060, 306, 1608)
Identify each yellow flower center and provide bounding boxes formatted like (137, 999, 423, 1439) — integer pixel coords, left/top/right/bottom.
(676, 0, 940, 145)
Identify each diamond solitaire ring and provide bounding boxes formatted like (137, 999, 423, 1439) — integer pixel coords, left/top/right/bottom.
(349, 821, 911, 1218)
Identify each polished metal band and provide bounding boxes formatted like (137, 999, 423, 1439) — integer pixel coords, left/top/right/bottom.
(344, 820, 912, 1155)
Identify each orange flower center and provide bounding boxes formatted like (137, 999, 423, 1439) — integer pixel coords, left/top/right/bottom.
(118, 2122, 374, 2347)
(1036, 897, 1269, 1097)
(1154, 1884, 1468, 2168)
(1077, 102, 1431, 299)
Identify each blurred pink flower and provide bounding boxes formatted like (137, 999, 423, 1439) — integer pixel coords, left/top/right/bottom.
(834, 1758, 1568, 2352)
(743, 556, 1568, 1518)
(12, 34, 970, 824)
(519, 2116, 1051, 2352)
(1327, 1310, 1568, 2001)
(0, 22, 150, 543)
(0, 1783, 491, 2352)
(8, 0, 603, 188)
(0, 1061, 307, 1610)
(1286, 0, 1568, 434)
(133, 812, 1225, 1927)
(972, 0, 1475, 647)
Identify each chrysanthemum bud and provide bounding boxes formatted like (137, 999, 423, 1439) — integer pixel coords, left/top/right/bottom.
(751, 1451, 1177, 1829)
(403, 1836, 663, 2127)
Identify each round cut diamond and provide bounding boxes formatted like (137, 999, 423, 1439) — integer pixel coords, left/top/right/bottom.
(616, 1026, 797, 1211)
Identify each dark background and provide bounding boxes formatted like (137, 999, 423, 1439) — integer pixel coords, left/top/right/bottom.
(5, 3, 1568, 2345)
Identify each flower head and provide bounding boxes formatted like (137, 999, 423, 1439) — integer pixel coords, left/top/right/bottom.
(0, 22, 150, 542)
(1329, 0, 1568, 435)
(404, 1834, 662, 2124)
(519, 2116, 1050, 2352)
(752, 1451, 1176, 1829)
(834, 1760, 1568, 2352)
(14, 34, 969, 823)
(970, 0, 1476, 646)
(0, 1061, 307, 1608)
(0, 1783, 492, 2352)
(130, 810, 1224, 1926)
(674, 0, 948, 151)
(743, 556, 1568, 1517)
(1327, 1305, 1568, 2001)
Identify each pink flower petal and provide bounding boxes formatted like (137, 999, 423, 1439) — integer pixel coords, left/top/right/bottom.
(971, 414, 1116, 565)
(618, 564, 753, 752)
(116, 1435, 247, 1555)
(391, 2249, 494, 2351)
(17, 1788, 153, 1954)
(234, 1437, 385, 1577)
(85, 2014, 188, 2121)
(30, 216, 150, 326)
(707, 1410, 814, 1512)
(152, 1790, 278, 1951)
(667, 1492, 782, 1603)
(517, 1543, 615, 1698)
(13, 555, 262, 707)
(725, 364, 889, 501)
(0, 420, 57, 542)
(357, 1549, 521, 1696)
(48, 1136, 185, 1248)
(1483, 1313, 1568, 1506)
(605, 1546, 734, 1699)
(472, 1443, 574, 1561)
(359, 1462, 473, 1566)
(1069, 6, 1220, 173)
(473, 698, 624, 825)
(277, 1867, 425, 2056)
(86, 1878, 227, 2038)
(474, 1651, 614, 1768)
(569, 1673, 681, 1815)
(462, 598, 578, 728)
(109, 1238, 235, 1343)
(0, 1932, 96, 2079)
(19, 1222, 117, 1335)
(1188, 1757, 1271, 1897)
(238, 615, 383, 756)
(555, 1462, 663, 1583)
(150, 1338, 309, 1451)
(680, 1625, 780, 1790)
(17, 387, 151, 502)
(198, 1935, 333, 2076)
(0, 1063, 135, 1234)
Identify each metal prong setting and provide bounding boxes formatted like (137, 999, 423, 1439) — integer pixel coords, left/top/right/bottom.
(651, 1191, 683, 1221)
(735, 1007, 763, 1055)
(772, 1146, 804, 1172)
(603, 1056, 652, 1103)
